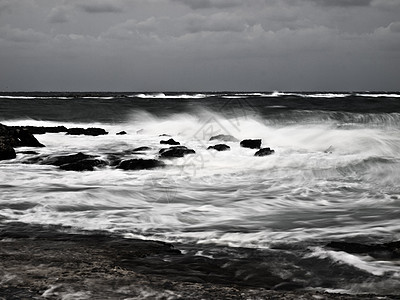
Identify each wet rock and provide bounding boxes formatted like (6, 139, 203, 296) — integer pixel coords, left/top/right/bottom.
(240, 139, 262, 149)
(209, 134, 239, 142)
(0, 123, 45, 148)
(327, 241, 400, 259)
(0, 141, 16, 160)
(116, 131, 127, 135)
(160, 138, 180, 145)
(159, 146, 196, 158)
(159, 134, 170, 137)
(16, 126, 68, 134)
(66, 127, 108, 136)
(207, 144, 230, 151)
(41, 152, 95, 166)
(117, 158, 165, 170)
(60, 159, 107, 171)
(132, 146, 152, 152)
(18, 151, 39, 155)
(255, 148, 275, 156)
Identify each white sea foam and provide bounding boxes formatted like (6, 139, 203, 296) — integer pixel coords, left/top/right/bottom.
(135, 93, 208, 99)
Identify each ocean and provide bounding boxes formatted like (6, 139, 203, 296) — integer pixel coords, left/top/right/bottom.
(1, 91, 400, 296)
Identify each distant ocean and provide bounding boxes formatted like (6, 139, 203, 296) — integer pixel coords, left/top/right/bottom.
(1, 91, 400, 295)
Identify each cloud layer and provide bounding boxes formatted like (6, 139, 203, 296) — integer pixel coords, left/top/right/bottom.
(0, 0, 399, 91)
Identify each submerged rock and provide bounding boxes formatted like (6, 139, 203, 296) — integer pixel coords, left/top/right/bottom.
(60, 159, 107, 171)
(159, 146, 195, 158)
(66, 127, 108, 136)
(207, 144, 230, 151)
(160, 138, 180, 145)
(117, 158, 165, 170)
(116, 131, 127, 135)
(41, 152, 95, 166)
(254, 148, 275, 156)
(240, 139, 262, 149)
(132, 146, 152, 152)
(209, 134, 239, 142)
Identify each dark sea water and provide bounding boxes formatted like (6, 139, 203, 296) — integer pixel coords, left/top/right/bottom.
(1, 91, 400, 295)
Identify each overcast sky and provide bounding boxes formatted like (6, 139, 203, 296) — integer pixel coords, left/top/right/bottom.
(0, 0, 399, 91)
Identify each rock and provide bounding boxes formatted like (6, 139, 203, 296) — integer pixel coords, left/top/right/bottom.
(60, 159, 107, 171)
(0, 141, 16, 160)
(116, 131, 127, 135)
(14, 128, 45, 147)
(159, 146, 196, 158)
(41, 152, 94, 166)
(160, 138, 180, 145)
(254, 148, 275, 156)
(209, 134, 239, 142)
(0, 123, 45, 148)
(66, 127, 108, 136)
(18, 151, 39, 155)
(117, 159, 165, 170)
(132, 146, 152, 152)
(207, 144, 230, 151)
(17, 126, 68, 135)
(327, 241, 400, 259)
(159, 134, 170, 137)
(240, 139, 261, 149)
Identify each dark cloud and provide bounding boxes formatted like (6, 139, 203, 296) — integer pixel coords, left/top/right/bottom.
(171, 0, 241, 9)
(77, 1, 123, 13)
(307, 0, 372, 7)
(0, 1, 11, 16)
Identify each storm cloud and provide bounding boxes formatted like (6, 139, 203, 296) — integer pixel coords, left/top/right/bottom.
(0, 0, 399, 91)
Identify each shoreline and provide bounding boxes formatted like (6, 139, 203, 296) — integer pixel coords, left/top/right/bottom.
(0, 222, 397, 300)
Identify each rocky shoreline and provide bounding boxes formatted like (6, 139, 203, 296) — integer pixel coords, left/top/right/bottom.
(0, 222, 397, 300)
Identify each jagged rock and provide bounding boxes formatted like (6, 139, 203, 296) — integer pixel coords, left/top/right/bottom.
(41, 152, 94, 166)
(159, 146, 195, 158)
(209, 134, 239, 142)
(0, 123, 45, 148)
(255, 148, 275, 156)
(207, 144, 230, 151)
(117, 159, 165, 170)
(66, 127, 108, 136)
(240, 139, 261, 149)
(60, 159, 107, 171)
(160, 138, 180, 145)
(0, 141, 16, 160)
(116, 131, 127, 135)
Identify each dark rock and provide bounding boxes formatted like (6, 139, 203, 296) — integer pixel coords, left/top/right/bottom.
(18, 151, 39, 155)
(132, 146, 152, 152)
(41, 152, 94, 166)
(207, 144, 230, 151)
(327, 241, 400, 259)
(159, 134, 170, 137)
(18, 126, 68, 134)
(116, 131, 127, 135)
(117, 159, 165, 170)
(255, 148, 275, 156)
(0, 141, 16, 160)
(60, 159, 107, 171)
(159, 146, 196, 158)
(14, 128, 45, 147)
(0, 123, 45, 148)
(66, 127, 108, 136)
(209, 134, 239, 142)
(160, 138, 180, 145)
(240, 139, 262, 149)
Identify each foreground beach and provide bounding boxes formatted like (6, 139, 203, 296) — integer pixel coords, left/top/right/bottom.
(0, 222, 397, 300)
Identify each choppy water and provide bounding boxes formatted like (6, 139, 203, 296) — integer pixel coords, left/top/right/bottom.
(1, 91, 400, 294)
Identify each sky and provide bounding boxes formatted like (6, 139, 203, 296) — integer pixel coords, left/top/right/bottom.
(0, 0, 399, 91)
